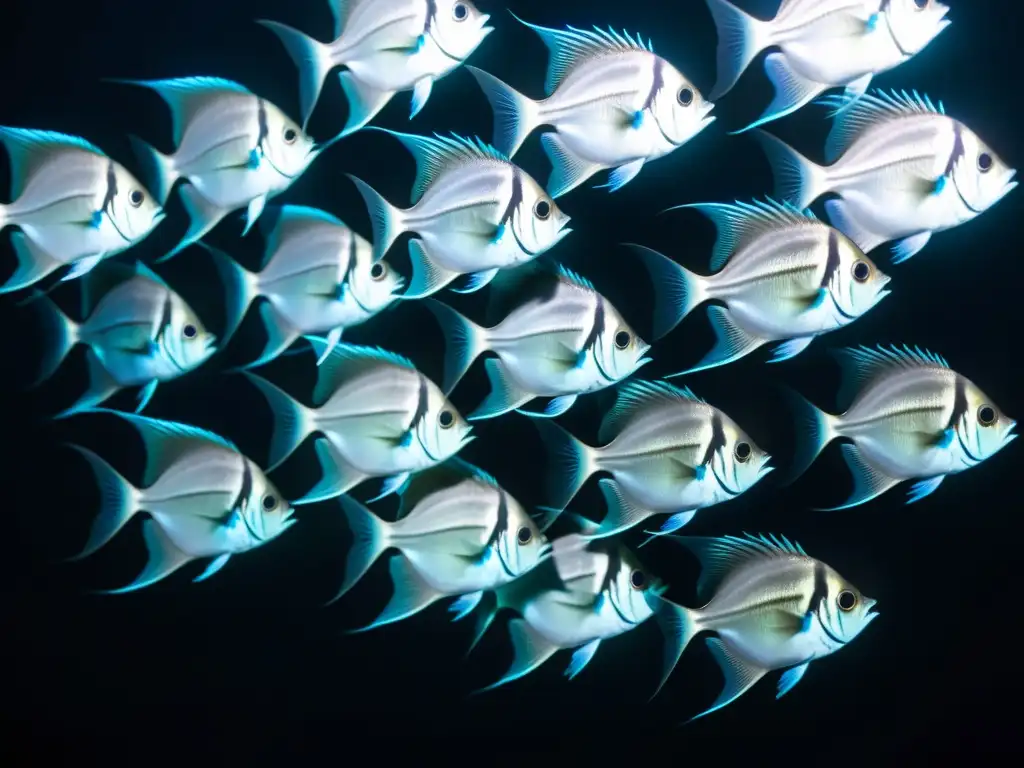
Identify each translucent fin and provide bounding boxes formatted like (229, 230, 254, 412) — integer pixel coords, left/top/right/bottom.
(466, 66, 541, 157)
(157, 185, 227, 263)
(0, 232, 63, 294)
(585, 478, 657, 539)
(475, 617, 560, 692)
(348, 555, 442, 632)
(345, 174, 404, 262)
(732, 53, 824, 134)
(256, 20, 335, 129)
(776, 661, 809, 699)
(599, 379, 705, 444)
(752, 131, 830, 210)
(541, 133, 603, 199)
(337, 71, 394, 138)
(330, 494, 390, 604)
(564, 639, 601, 680)
(816, 443, 901, 511)
(95, 518, 193, 594)
(688, 637, 767, 721)
(404, 239, 461, 299)
(293, 437, 369, 505)
(64, 444, 138, 561)
(667, 305, 763, 377)
(0, 127, 106, 198)
(469, 358, 534, 421)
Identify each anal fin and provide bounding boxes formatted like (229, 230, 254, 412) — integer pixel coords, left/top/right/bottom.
(402, 239, 460, 299)
(469, 358, 534, 421)
(338, 71, 394, 136)
(733, 53, 825, 134)
(668, 305, 763, 377)
(475, 617, 559, 693)
(816, 443, 901, 511)
(348, 555, 442, 632)
(292, 437, 369, 505)
(776, 661, 809, 699)
(95, 518, 194, 594)
(541, 133, 603, 199)
(824, 199, 887, 255)
(688, 637, 767, 722)
(586, 478, 657, 539)
(564, 638, 601, 680)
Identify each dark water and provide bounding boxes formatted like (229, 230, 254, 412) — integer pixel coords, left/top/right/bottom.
(1, 0, 1019, 761)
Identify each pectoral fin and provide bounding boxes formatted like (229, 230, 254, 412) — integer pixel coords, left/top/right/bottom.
(768, 336, 814, 363)
(193, 553, 231, 583)
(564, 639, 601, 680)
(517, 394, 577, 419)
(410, 78, 433, 119)
(595, 158, 645, 193)
(61, 254, 105, 283)
(906, 475, 944, 505)
(776, 662, 809, 699)
(638, 510, 697, 548)
(448, 591, 484, 622)
(890, 231, 932, 265)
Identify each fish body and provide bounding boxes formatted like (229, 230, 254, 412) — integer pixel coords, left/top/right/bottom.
(67, 410, 296, 592)
(787, 344, 1016, 509)
(206, 205, 404, 369)
(632, 198, 890, 375)
(0, 128, 164, 293)
(259, 0, 492, 132)
(243, 339, 473, 505)
(426, 263, 651, 420)
(706, 0, 950, 131)
(534, 380, 772, 538)
(118, 77, 323, 261)
(348, 130, 571, 299)
(467, 18, 714, 197)
(654, 533, 878, 720)
(757, 90, 1017, 263)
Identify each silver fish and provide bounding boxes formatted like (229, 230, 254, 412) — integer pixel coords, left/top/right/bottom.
(0, 128, 164, 293)
(116, 76, 326, 261)
(67, 409, 296, 593)
(32, 261, 216, 417)
(787, 344, 1016, 509)
(467, 17, 714, 198)
(424, 263, 651, 420)
(259, 0, 493, 132)
(205, 205, 404, 370)
(706, 0, 950, 132)
(243, 338, 473, 505)
(347, 130, 572, 299)
(757, 89, 1017, 264)
(333, 458, 549, 637)
(534, 380, 772, 538)
(654, 533, 877, 721)
(631, 198, 891, 375)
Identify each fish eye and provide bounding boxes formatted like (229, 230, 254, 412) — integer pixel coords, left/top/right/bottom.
(439, 409, 455, 429)
(370, 262, 387, 281)
(183, 324, 197, 339)
(534, 199, 551, 220)
(262, 494, 278, 512)
(734, 441, 751, 463)
(978, 152, 993, 173)
(517, 526, 532, 545)
(677, 87, 694, 106)
(851, 260, 872, 283)
(837, 590, 858, 612)
(629, 569, 646, 590)
(129, 189, 145, 208)
(614, 329, 632, 349)
(978, 404, 997, 426)
(283, 127, 298, 145)
(452, 2, 469, 21)
(913, 0, 929, 9)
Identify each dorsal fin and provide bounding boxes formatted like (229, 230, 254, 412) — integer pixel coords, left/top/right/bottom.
(512, 13, 655, 97)
(0, 127, 107, 200)
(554, 263, 596, 291)
(669, 533, 808, 604)
(369, 128, 510, 204)
(131, 261, 173, 292)
(675, 198, 819, 272)
(305, 337, 417, 407)
(396, 457, 500, 517)
(599, 380, 705, 444)
(78, 260, 150, 318)
(831, 343, 950, 411)
(259, 204, 345, 265)
(817, 88, 947, 163)
(329, 0, 374, 40)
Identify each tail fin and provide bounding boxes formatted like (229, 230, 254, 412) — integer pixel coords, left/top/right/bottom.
(465, 66, 541, 157)
(240, 371, 315, 470)
(650, 598, 701, 701)
(346, 174, 404, 263)
(64, 444, 138, 562)
(256, 20, 335, 129)
(624, 243, 708, 340)
(28, 290, 80, 386)
(531, 419, 599, 511)
(330, 495, 391, 605)
(127, 135, 179, 206)
(200, 243, 258, 346)
(704, 0, 772, 100)
(422, 299, 490, 394)
(779, 386, 839, 485)
(752, 130, 830, 209)
(0, 232, 63, 295)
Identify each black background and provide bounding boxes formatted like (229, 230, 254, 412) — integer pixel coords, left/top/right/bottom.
(1, 0, 1019, 762)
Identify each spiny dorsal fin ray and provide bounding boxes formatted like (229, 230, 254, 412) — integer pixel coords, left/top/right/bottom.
(599, 380, 706, 444)
(304, 336, 418, 407)
(818, 88, 947, 164)
(832, 343, 950, 411)
(555, 263, 596, 291)
(0, 127, 107, 200)
(395, 457, 501, 518)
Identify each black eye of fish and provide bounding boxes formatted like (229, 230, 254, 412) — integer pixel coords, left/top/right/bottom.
(453, 2, 468, 20)
(978, 152, 993, 173)
(439, 409, 455, 429)
(978, 404, 997, 426)
(283, 128, 298, 144)
(183, 324, 197, 339)
(129, 189, 145, 207)
(614, 330, 631, 349)
(852, 260, 871, 283)
(677, 87, 694, 106)
(534, 199, 551, 220)
(630, 570, 646, 590)
(262, 494, 278, 511)
(370, 262, 387, 280)
(734, 441, 751, 462)
(517, 526, 532, 545)
(837, 590, 858, 612)
(913, 0, 929, 9)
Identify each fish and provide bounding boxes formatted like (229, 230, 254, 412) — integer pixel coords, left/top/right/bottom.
(0, 128, 165, 293)
(756, 89, 1018, 264)
(474, 516, 666, 691)
(705, 0, 950, 132)
(333, 458, 550, 639)
(204, 205, 405, 370)
(347, 130, 572, 299)
(66, 409, 296, 593)
(784, 344, 1017, 510)
(31, 261, 217, 417)
(114, 76, 327, 261)
(653, 533, 878, 721)
(242, 337, 474, 505)
(424, 262, 652, 420)
(630, 198, 891, 376)
(258, 0, 493, 132)
(466, 16, 715, 198)
(533, 379, 772, 538)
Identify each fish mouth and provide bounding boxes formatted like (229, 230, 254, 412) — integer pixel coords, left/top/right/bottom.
(653, 103, 715, 148)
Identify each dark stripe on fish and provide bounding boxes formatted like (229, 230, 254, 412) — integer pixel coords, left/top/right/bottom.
(499, 171, 524, 237)
(487, 490, 518, 578)
(642, 57, 665, 112)
(424, 0, 436, 37)
(948, 376, 967, 431)
(215, 457, 262, 539)
(808, 561, 828, 617)
(101, 160, 118, 220)
(700, 413, 727, 468)
(576, 295, 605, 367)
(943, 122, 965, 177)
(256, 98, 269, 159)
(399, 374, 430, 448)
(820, 229, 840, 290)
(333, 231, 359, 299)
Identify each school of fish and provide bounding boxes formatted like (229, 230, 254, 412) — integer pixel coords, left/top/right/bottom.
(2, 0, 1015, 725)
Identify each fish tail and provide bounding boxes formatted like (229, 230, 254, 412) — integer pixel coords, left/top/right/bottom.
(531, 419, 599, 512)
(779, 386, 839, 486)
(63, 443, 139, 562)
(256, 20, 335, 130)
(329, 495, 391, 605)
(422, 298, 490, 395)
(127, 134, 178, 207)
(650, 598, 701, 701)
(752, 130, 830, 209)
(464, 66, 540, 157)
(25, 289, 80, 387)
(345, 174, 404, 263)
(0, 232, 62, 295)
(240, 371, 314, 470)
(199, 242, 258, 347)
(704, 0, 772, 101)
(625, 243, 708, 340)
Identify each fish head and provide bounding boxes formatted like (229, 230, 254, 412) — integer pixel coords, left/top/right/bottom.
(416, 380, 474, 463)
(348, 234, 406, 313)
(164, 294, 218, 372)
(817, 565, 880, 650)
(108, 163, 165, 242)
(594, 300, 653, 382)
(652, 63, 716, 147)
(513, 171, 572, 257)
(430, 0, 493, 62)
(885, 0, 951, 55)
(958, 378, 1017, 464)
(713, 417, 773, 497)
(952, 128, 1018, 216)
(496, 493, 551, 578)
(606, 543, 659, 626)
(263, 101, 318, 179)
(830, 231, 892, 319)
(245, 461, 297, 542)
